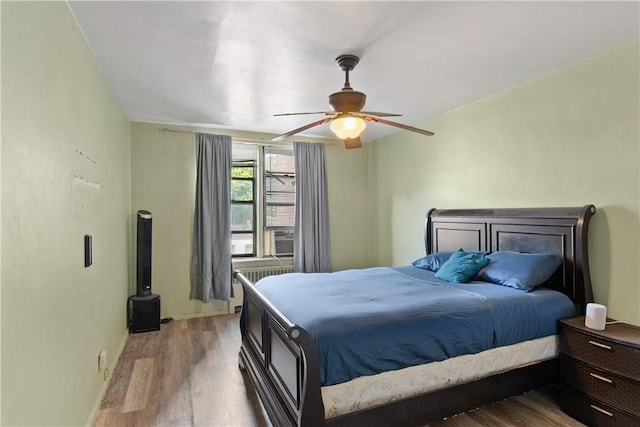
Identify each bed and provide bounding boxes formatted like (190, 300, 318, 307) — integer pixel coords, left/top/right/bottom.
(235, 205, 596, 427)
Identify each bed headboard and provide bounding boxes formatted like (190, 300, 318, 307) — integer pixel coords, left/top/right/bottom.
(425, 205, 596, 313)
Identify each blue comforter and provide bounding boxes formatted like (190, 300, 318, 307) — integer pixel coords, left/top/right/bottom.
(256, 266, 575, 386)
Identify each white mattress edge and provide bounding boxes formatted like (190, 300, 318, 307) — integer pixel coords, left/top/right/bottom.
(321, 335, 559, 419)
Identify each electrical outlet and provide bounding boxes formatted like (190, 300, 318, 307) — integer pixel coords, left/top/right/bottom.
(98, 349, 107, 372)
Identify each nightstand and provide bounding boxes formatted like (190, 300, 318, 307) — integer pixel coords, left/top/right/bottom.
(558, 316, 640, 426)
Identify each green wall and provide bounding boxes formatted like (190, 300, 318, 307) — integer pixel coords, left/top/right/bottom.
(370, 41, 640, 324)
(130, 122, 371, 318)
(1, 2, 131, 425)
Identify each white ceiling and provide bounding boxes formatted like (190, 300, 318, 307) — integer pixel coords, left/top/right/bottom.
(68, 1, 639, 142)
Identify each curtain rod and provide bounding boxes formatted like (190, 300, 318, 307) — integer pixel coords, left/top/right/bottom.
(158, 127, 271, 145)
(158, 127, 333, 146)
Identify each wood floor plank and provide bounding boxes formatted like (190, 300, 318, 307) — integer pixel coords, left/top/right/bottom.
(517, 392, 586, 427)
(159, 331, 195, 422)
(500, 396, 566, 427)
(191, 385, 235, 427)
(466, 407, 519, 427)
(100, 332, 151, 409)
(151, 380, 192, 425)
(94, 407, 138, 426)
(122, 358, 155, 413)
(426, 413, 484, 427)
(489, 399, 545, 426)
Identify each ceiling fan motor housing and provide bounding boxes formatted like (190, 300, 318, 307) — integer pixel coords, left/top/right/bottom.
(329, 90, 366, 113)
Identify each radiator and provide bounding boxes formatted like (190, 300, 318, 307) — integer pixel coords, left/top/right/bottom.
(238, 266, 294, 283)
(229, 266, 294, 313)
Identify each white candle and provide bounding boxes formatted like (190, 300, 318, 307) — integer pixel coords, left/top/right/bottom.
(585, 303, 607, 330)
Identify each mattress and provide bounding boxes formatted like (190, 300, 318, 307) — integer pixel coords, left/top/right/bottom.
(322, 334, 558, 419)
(257, 266, 575, 385)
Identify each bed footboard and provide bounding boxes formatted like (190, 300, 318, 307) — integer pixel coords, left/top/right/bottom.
(235, 271, 326, 427)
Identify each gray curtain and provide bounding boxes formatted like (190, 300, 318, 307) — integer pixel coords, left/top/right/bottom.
(293, 142, 332, 273)
(190, 133, 232, 302)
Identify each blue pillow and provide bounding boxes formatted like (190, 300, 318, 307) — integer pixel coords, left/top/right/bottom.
(412, 251, 486, 272)
(434, 249, 490, 283)
(475, 251, 563, 292)
(412, 252, 455, 272)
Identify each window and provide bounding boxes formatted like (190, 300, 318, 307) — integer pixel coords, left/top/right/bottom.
(231, 144, 295, 258)
(231, 145, 257, 256)
(264, 147, 295, 256)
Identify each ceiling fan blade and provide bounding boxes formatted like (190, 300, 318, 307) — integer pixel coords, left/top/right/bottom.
(274, 111, 334, 117)
(360, 111, 402, 117)
(275, 111, 400, 118)
(363, 115, 435, 136)
(271, 117, 332, 141)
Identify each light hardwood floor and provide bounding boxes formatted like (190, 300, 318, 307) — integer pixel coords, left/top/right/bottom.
(95, 314, 586, 427)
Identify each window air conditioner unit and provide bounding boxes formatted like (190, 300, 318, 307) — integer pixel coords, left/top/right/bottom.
(272, 230, 294, 256)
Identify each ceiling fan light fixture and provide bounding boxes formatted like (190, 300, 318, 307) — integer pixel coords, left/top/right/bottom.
(330, 116, 366, 139)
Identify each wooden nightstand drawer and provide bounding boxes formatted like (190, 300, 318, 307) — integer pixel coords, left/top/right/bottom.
(561, 385, 640, 427)
(559, 320, 640, 381)
(560, 355, 640, 416)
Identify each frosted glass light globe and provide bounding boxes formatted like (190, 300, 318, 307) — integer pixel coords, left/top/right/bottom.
(330, 116, 366, 139)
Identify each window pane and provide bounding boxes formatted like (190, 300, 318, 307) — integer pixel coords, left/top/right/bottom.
(264, 229, 294, 256)
(231, 179, 253, 201)
(232, 233, 254, 256)
(265, 204, 295, 228)
(265, 176, 294, 204)
(231, 204, 253, 231)
(265, 147, 294, 173)
(232, 165, 254, 179)
(233, 144, 258, 161)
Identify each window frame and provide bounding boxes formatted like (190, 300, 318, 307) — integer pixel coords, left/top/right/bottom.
(231, 160, 257, 258)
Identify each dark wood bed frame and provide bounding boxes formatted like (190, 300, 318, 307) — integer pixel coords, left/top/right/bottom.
(235, 205, 596, 427)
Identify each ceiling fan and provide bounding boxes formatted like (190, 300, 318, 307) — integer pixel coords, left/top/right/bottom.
(271, 54, 434, 149)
